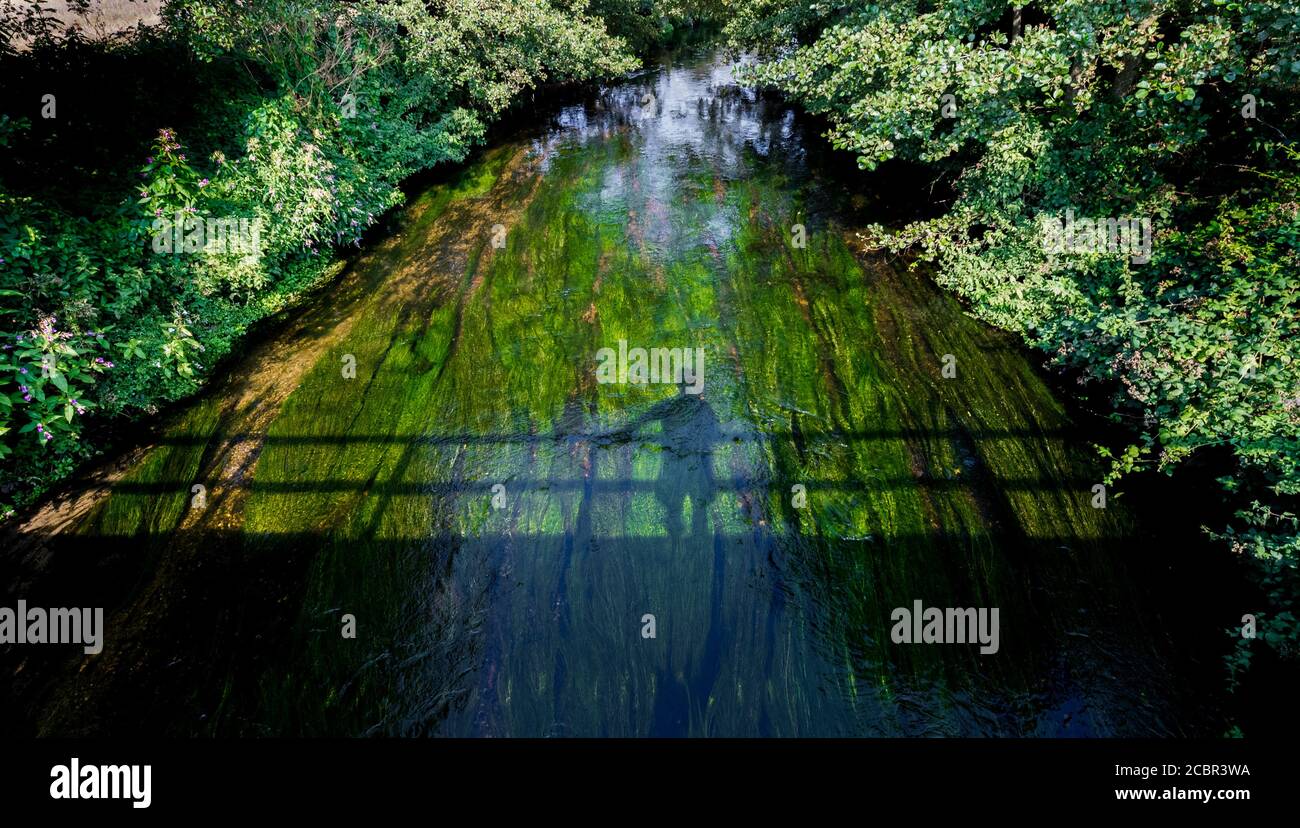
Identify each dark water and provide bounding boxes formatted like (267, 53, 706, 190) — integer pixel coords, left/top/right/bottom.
(2, 47, 1233, 737)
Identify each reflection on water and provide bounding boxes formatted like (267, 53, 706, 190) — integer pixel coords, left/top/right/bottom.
(1, 47, 1227, 738)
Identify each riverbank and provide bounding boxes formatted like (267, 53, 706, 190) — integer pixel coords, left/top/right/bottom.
(0, 0, 645, 518)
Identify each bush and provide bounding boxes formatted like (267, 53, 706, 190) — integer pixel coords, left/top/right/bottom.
(725, 0, 1300, 673)
(0, 0, 651, 515)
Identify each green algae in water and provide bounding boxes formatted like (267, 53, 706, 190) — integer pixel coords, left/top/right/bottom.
(12, 47, 1213, 738)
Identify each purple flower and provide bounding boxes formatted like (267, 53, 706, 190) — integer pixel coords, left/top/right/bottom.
(198, 178, 209, 188)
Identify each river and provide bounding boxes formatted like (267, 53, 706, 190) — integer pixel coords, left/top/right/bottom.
(1, 46, 1233, 737)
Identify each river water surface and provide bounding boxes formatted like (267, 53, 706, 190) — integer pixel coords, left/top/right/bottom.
(3, 47, 1229, 737)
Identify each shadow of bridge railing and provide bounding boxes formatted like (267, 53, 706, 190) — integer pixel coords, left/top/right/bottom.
(144, 426, 1077, 447)
(99, 474, 1096, 496)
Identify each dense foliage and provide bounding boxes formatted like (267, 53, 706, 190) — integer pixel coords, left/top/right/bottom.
(723, 0, 1300, 674)
(0, 0, 673, 513)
